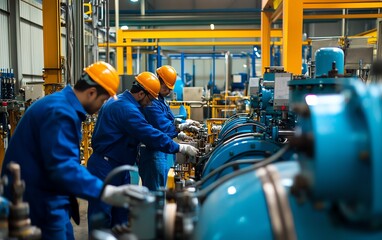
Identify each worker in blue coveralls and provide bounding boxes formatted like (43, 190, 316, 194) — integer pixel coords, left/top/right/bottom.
(139, 65, 201, 191)
(1, 61, 120, 240)
(86, 71, 199, 232)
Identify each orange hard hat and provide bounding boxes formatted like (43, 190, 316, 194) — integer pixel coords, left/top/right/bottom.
(156, 65, 177, 90)
(84, 61, 120, 97)
(135, 72, 160, 99)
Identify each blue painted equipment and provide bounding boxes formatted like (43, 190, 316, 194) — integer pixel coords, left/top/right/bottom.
(315, 47, 344, 77)
(172, 76, 184, 101)
(231, 73, 247, 90)
(195, 75, 382, 240)
(217, 115, 266, 142)
(199, 132, 287, 188)
(293, 78, 382, 223)
(289, 47, 352, 107)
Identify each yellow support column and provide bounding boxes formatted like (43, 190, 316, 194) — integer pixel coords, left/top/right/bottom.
(283, 0, 303, 75)
(261, 10, 272, 74)
(117, 29, 124, 75)
(42, 0, 63, 95)
(126, 39, 133, 75)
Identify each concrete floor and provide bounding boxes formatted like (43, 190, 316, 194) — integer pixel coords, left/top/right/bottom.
(72, 199, 89, 240)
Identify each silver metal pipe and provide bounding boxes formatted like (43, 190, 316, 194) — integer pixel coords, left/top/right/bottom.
(115, 0, 119, 32)
(105, 0, 110, 63)
(278, 130, 295, 137)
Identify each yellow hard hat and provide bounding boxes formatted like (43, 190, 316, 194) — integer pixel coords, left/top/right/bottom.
(156, 65, 177, 90)
(135, 72, 160, 99)
(84, 61, 120, 97)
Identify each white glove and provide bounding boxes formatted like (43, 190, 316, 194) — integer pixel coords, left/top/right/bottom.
(185, 119, 202, 128)
(101, 184, 150, 207)
(178, 122, 190, 131)
(179, 144, 199, 157)
(177, 131, 192, 141)
(178, 119, 201, 131)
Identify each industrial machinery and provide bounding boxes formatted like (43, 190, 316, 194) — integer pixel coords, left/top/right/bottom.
(80, 115, 97, 166)
(0, 70, 25, 170)
(95, 64, 382, 240)
(192, 66, 297, 186)
(288, 47, 348, 106)
(195, 77, 381, 240)
(0, 162, 41, 239)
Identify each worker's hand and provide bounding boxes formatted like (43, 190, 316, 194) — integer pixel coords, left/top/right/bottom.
(101, 184, 151, 207)
(185, 119, 202, 128)
(179, 144, 199, 157)
(178, 120, 201, 132)
(177, 131, 192, 141)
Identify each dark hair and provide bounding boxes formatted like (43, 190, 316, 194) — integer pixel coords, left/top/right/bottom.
(74, 73, 109, 96)
(130, 81, 148, 95)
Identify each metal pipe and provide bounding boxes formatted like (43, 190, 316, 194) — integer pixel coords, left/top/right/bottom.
(137, 47, 140, 74)
(140, 0, 146, 70)
(74, 0, 84, 82)
(212, 46, 216, 97)
(91, 1, 99, 63)
(105, 0, 110, 63)
(181, 52, 185, 84)
(115, 0, 119, 32)
(278, 130, 295, 137)
(140, 0, 145, 16)
(341, 9, 347, 36)
(252, 47, 256, 77)
(225, 51, 231, 95)
(111, 8, 263, 15)
(246, 53, 250, 79)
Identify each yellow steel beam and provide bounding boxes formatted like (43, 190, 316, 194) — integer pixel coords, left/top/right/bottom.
(304, 13, 382, 19)
(355, 28, 377, 37)
(100, 41, 288, 47)
(262, 0, 275, 9)
(303, 2, 382, 9)
(100, 41, 310, 48)
(119, 29, 283, 39)
(271, 2, 283, 21)
(261, 11, 272, 74)
(283, 0, 303, 75)
(126, 39, 133, 75)
(116, 30, 124, 75)
(42, 0, 63, 95)
(304, 0, 381, 3)
(273, 0, 283, 9)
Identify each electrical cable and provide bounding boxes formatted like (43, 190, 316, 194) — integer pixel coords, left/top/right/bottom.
(99, 165, 138, 198)
(194, 144, 290, 202)
(219, 122, 266, 141)
(195, 150, 276, 188)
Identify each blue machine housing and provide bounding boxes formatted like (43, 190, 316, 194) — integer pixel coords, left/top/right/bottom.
(173, 76, 184, 101)
(296, 78, 382, 224)
(315, 47, 344, 77)
(231, 73, 248, 90)
(200, 132, 288, 189)
(217, 115, 266, 142)
(193, 48, 382, 239)
(194, 161, 382, 240)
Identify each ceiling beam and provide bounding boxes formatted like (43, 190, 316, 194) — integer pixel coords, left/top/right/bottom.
(117, 29, 283, 39)
(303, 2, 382, 9)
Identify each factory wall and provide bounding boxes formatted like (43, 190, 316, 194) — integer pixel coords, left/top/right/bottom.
(169, 57, 252, 90)
(19, 0, 43, 84)
(0, 0, 10, 68)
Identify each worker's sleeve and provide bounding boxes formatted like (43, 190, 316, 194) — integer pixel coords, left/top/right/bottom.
(114, 106, 180, 153)
(143, 103, 178, 139)
(39, 109, 103, 200)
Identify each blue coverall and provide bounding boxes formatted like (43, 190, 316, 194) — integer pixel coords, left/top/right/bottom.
(1, 86, 104, 240)
(87, 90, 180, 231)
(139, 95, 178, 191)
